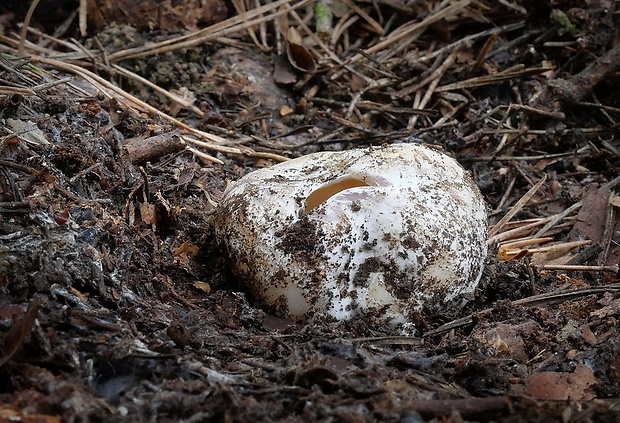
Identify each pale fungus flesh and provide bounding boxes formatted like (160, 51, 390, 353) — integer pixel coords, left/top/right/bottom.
(214, 143, 488, 326)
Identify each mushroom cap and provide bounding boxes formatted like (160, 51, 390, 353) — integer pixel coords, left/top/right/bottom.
(214, 143, 488, 325)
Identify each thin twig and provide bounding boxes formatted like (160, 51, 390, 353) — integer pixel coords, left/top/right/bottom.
(436, 66, 553, 92)
(424, 284, 620, 337)
(107, 0, 311, 62)
(533, 174, 620, 238)
(489, 174, 547, 238)
(408, 51, 457, 128)
(337, 0, 471, 69)
(18, 0, 41, 56)
(537, 264, 619, 272)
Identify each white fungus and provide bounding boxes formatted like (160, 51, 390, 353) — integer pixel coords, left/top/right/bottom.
(214, 143, 488, 326)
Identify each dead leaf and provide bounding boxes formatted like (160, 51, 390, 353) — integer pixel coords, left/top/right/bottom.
(548, 180, 562, 197)
(7, 118, 50, 145)
(30, 167, 56, 183)
(140, 202, 157, 224)
(173, 241, 200, 257)
(286, 27, 316, 74)
(280, 105, 294, 116)
(273, 55, 298, 85)
(525, 364, 597, 400)
(590, 293, 620, 318)
(569, 188, 608, 243)
(581, 325, 598, 345)
(498, 247, 529, 261)
(476, 322, 535, 362)
(169, 87, 197, 117)
(193, 281, 211, 293)
(0, 299, 41, 367)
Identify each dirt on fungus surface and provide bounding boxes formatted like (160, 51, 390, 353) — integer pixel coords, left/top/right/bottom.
(0, 1, 620, 422)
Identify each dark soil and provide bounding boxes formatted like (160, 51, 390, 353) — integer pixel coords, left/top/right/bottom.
(0, 1, 619, 422)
